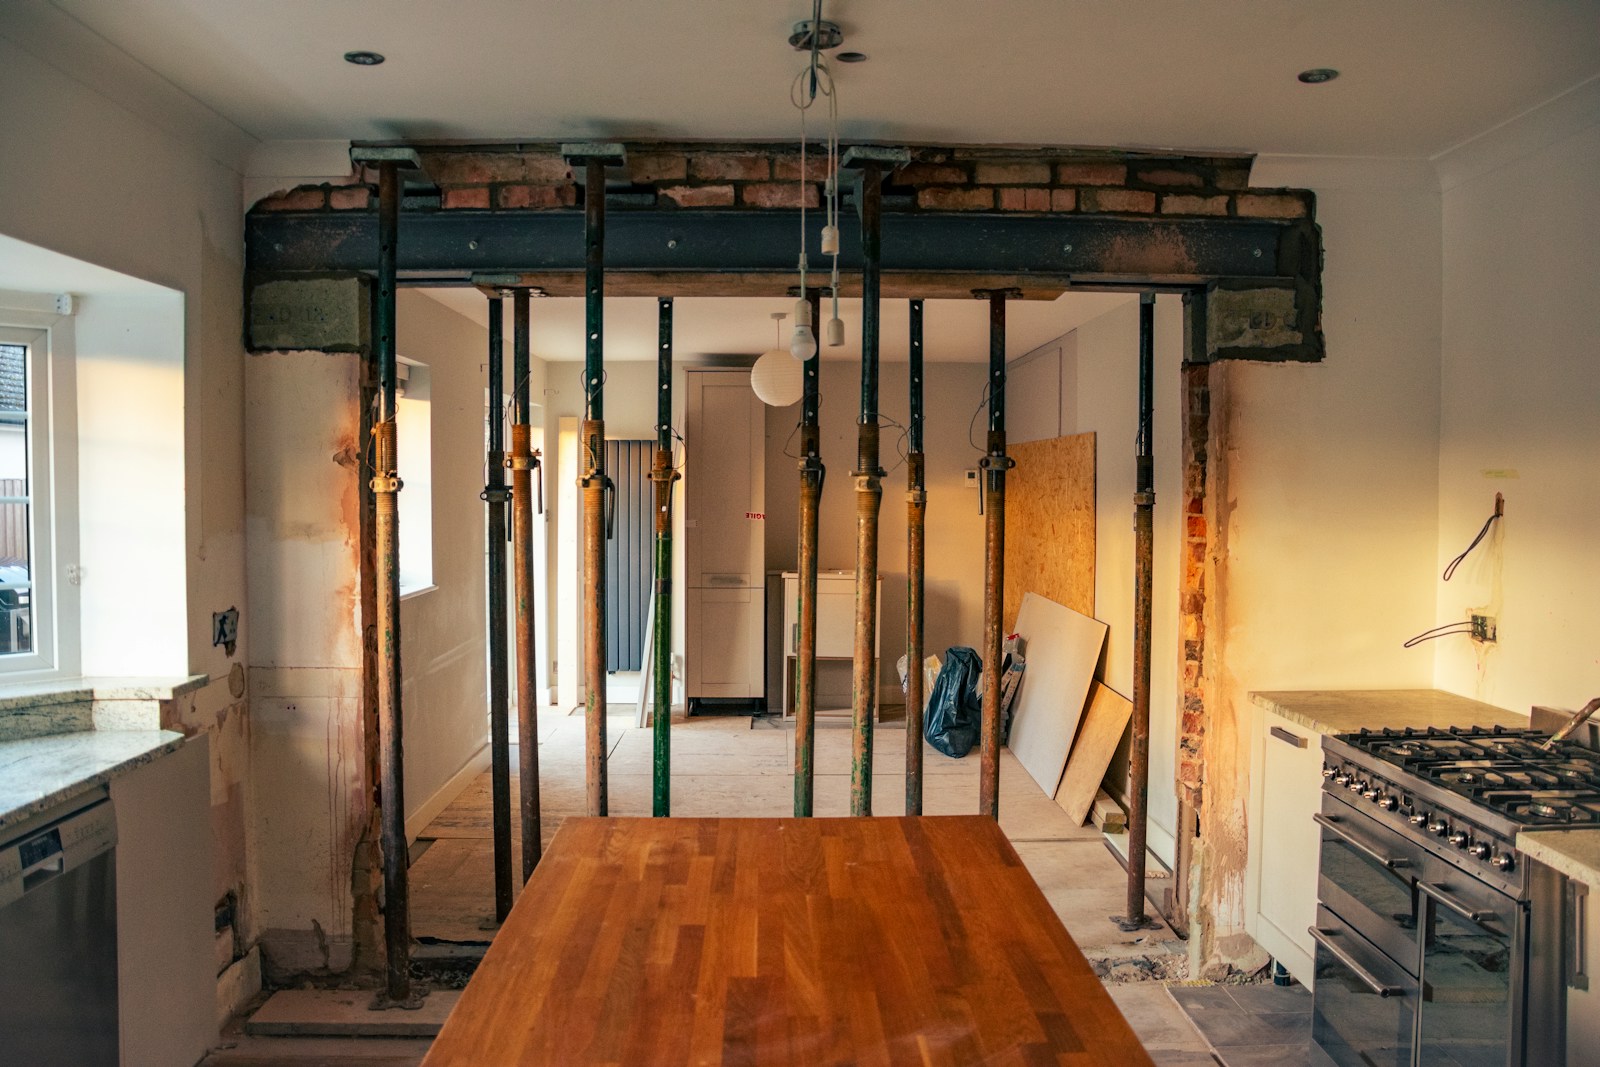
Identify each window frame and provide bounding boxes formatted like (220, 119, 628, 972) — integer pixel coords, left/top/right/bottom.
(0, 306, 79, 680)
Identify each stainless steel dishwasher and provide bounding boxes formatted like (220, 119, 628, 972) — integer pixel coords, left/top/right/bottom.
(0, 789, 119, 1065)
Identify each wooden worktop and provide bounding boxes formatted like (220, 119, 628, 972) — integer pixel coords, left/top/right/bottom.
(1250, 689, 1527, 737)
(422, 815, 1155, 1066)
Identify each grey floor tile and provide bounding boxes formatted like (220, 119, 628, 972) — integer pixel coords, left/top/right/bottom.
(1170, 985, 1311, 1048)
(1216, 1043, 1317, 1067)
(1224, 983, 1312, 1015)
(1150, 1053, 1222, 1067)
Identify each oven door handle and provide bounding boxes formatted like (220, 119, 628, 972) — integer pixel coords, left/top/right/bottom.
(1418, 880, 1491, 926)
(1308, 927, 1406, 998)
(1313, 813, 1411, 870)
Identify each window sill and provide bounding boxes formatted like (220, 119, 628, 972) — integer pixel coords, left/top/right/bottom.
(401, 583, 438, 602)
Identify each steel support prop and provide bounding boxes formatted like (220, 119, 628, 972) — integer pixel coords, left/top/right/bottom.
(905, 298, 927, 815)
(977, 289, 1016, 820)
(651, 297, 679, 816)
(483, 294, 514, 923)
(371, 160, 418, 1007)
(578, 156, 611, 816)
(1117, 293, 1160, 931)
(510, 288, 542, 880)
(794, 288, 824, 817)
(851, 165, 885, 817)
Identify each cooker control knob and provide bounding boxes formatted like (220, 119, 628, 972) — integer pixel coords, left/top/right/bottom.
(1322, 764, 1337, 779)
(1333, 772, 1352, 786)
(1348, 778, 1366, 794)
(1377, 795, 1399, 811)
(1408, 811, 1430, 827)
(1362, 785, 1381, 800)
(1449, 830, 1470, 849)
(1469, 842, 1492, 859)
(1492, 852, 1516, 872)
(1428, 818, 1449, 836)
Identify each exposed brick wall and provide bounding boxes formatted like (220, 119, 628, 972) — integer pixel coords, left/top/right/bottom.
(1178, 361, 1211, 795)
(248, 142, 1315, 224)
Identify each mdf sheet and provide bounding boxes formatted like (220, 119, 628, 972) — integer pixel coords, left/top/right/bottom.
(1006, 592, 1107, 798)
(1054, 682, 1134, 825)
(422, 816, 1155, 1067)
(1004, 432, 1095, 631)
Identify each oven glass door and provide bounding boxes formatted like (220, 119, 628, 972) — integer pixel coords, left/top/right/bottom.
(1311, 905, 1418, 1067)
(1318, 795, 1422, 971)
(1416, 870, 1521, 1067)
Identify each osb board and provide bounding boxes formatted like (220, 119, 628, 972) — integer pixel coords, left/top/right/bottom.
(1005, 432, 1096, 632)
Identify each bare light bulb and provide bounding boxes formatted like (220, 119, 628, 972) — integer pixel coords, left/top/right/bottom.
(820, 224, 840, 256)
(827, 316, 844, 347)
(790, 299, 816, 360)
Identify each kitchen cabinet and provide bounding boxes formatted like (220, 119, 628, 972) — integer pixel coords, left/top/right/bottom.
(1244, 705, 1324, 988)
(778, 571, 880, 719)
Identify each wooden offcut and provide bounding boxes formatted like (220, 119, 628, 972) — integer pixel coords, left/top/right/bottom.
(421, 816, 1156, 1066)
(1091, 789, 1129, 834)
(1055, 683, 1135, 825)
(1004, 432, 1096, 630)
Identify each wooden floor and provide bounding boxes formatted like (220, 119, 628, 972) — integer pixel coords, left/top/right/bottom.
(423, 815, 1158, 1066)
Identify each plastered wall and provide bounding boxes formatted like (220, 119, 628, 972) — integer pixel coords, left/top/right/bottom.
(1434, 117, 1600, 712)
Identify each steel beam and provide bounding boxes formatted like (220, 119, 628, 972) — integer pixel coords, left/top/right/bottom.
(794, 288, 824, 818)
(368, 160, 419, 1008)
(510, 288, 542, 881)
(651, 297, 679, 817)
(484, 295, 513, 922)
(977, 289, 1017, 820)
(850, 165, 884, 818)
(577, 157, 611, 817)
(246, 209, 1297, 283)
(1115, 293, 1162, 932)
(905, 298, 926, 816)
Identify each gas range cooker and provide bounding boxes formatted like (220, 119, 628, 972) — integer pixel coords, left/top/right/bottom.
(1321, 725, 1600, 894)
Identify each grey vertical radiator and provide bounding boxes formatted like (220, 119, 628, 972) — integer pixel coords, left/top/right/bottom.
(605, 440, 653, 672)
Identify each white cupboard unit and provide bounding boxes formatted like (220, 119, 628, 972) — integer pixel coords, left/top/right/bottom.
(683, 371, 765, 702)
(780, 571, 881, 719)
(1244, 704, 1325, 988)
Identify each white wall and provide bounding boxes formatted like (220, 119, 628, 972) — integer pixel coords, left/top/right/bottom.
(395, 291, 497, 825)
(1433, 114, 1600, 711)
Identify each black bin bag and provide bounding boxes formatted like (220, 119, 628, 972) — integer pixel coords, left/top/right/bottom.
(924, 646, 982, 758)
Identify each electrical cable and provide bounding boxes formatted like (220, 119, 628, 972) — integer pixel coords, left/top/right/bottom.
(1442, 495, 1503, 581)
(1402, 622, 1474, 649)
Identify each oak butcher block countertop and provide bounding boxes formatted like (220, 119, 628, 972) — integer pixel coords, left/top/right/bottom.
(422, 815, 1155, 1067)
(1250, 688, 1528, 737)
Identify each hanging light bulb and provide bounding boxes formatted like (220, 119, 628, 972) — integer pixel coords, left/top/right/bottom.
(826, 315, 844, 347)
(790, 297, 817, 360)
(820, 223, 839, 256)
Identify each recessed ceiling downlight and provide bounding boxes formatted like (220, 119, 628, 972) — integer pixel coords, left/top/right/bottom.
(344, 50, 386, 66)
(837, 51, 869, 63)
(1297, 68, 1338, 84)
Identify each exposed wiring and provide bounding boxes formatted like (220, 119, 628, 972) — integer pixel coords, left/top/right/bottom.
(967, 381, 994, 455)
(1442, 493, 1504, 581)
(1402, 622, 1475, 649)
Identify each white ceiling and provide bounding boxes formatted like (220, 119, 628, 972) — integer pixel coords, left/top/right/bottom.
(10, 0, 1599, 159)
(415, 291, 1133, 365)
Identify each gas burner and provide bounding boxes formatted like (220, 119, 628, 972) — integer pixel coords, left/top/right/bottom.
(1496, 794, 1600, 825)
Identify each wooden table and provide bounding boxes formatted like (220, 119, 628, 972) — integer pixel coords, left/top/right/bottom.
(422, 816, 1155, 1066)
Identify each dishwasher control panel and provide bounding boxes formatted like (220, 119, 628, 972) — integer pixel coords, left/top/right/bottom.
(0, 798, 116, 908)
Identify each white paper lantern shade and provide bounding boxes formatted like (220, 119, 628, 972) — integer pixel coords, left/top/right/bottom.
(750, 349, 804, 407)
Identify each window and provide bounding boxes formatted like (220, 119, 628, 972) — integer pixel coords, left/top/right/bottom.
(396, 359, 433, 596)
(0, 327, 57, 671)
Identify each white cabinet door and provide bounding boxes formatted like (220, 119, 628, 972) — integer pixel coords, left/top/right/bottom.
(1246, 707, 1325, 988)
(684, 371, 764, 699)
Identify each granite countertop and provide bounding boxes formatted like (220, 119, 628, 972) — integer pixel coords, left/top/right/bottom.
(1518, 829, 1600, 888)
(1250, 689, 1528, 736)
(0, 729, 186, 832)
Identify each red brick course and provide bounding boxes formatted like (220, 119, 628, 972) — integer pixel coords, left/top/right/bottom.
(917, 186, 994, 211)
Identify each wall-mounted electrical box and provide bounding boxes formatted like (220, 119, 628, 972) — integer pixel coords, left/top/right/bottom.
(965, 469, 979, 487)
(1471, 614, 1497, 643)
